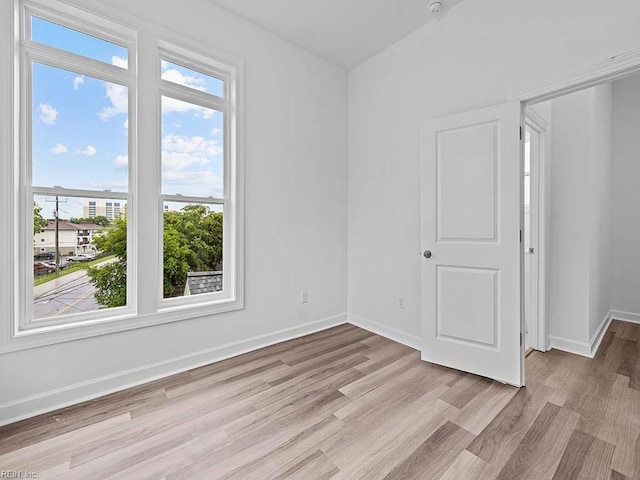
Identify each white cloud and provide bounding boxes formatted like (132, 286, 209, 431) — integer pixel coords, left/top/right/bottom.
(162, 151, 210, 172)
(161, 96, 215, 119)
(81, 145, 97, 156)
(114, 155, 128, 168)
(88, 180, 128, 189)
(39, 103, 58, 125)
(160, 134, 223, 195)
(161, 68, 206, 92)
(163, 170, 218, 185)
(123, 119, 128, 129)
(73, 75, 84, 91)
(51, 143, 68, 154)
(99, 57, 128, 120)
(99, 83, 128, 120)
(111, 56, 128, 69)
(162, 134, 222, 157)
(160, 135, 222, 185)
(210, 128, 221, 136)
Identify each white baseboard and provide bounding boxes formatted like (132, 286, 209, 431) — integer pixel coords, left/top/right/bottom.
(590, 311, 613, 357)
(550, 310, 627, 358)
(348, 313, 421, 350)
(610, 310, 640, 324)
(549, 335, 592, 358)
(0, 313, 348, 427)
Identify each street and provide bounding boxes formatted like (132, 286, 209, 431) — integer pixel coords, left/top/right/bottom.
(33, 274, 99, 319)
(32, 256, 118, 320)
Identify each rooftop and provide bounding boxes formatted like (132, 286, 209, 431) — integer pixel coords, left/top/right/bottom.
(184, 271, 223, 296)
(43, 220, 103, 231)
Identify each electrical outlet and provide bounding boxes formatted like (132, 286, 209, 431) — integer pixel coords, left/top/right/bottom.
(398, 297, 405, 310)
(300, 290, 308, 303)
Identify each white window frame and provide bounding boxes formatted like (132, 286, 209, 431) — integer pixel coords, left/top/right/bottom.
(18, 1, 137, 334)
(0, 0, 245, 353)
(157, 43, 238, 310)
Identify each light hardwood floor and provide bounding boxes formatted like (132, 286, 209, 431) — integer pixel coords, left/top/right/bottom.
(1, 320, 640, 479)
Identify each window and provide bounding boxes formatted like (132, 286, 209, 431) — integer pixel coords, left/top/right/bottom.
(24, 11, 132, 330)
(4, 0, 243, 349)
(159, 54, 229, 303)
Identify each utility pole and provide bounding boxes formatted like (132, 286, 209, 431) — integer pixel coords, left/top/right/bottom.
(46, 194, 66, 276)
(54, 196, 59, 275)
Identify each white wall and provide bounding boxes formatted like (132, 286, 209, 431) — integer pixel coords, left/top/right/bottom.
(347, 0, 640, 341)
(546, 85, 613, 347)
(611, 76, 640, 319)
(0, 0, 347, 422)
(588, 84, 613, 339)
(547, 90, 591, 344)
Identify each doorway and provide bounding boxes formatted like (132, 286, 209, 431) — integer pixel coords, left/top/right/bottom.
(523, 111, 547, 352)
(521, 71, 640, 357)
(420, 50, 640, 386)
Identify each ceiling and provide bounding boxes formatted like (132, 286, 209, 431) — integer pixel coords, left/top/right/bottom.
(207, 0, 464, 69)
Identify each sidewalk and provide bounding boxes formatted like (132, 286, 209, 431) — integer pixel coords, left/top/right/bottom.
(33, 269, 88, 300)
(33, 257, 117, 300)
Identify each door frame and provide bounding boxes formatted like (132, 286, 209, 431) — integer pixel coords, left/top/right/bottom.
(512, 49, 640, 352)
(523, 110, 548, 352)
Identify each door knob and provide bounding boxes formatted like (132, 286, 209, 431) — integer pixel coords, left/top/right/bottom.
(423, 250, 432, 259)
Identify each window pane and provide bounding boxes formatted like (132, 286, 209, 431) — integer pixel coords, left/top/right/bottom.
(161, 60, 224, 97)
(33, 194, 127, 320)
(163, 202, 223, 299)
(161, 96, 224, 197)
(31, 16, 128, 68)
(32, 62, 129, 192)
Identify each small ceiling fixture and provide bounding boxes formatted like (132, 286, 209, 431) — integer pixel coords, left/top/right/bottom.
(428, 1, 443, 15)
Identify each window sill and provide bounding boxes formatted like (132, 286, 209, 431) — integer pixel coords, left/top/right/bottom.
(0, 297, 244, 354)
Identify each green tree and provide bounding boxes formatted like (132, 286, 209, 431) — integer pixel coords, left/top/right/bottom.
(88, 262, 127, 308)
(33, 201, 48, 235)
(163, 205, 223, 296)
(70, 216, 111, 227)
(93, 217, 127, 258)
(87, 207, 224, 305)
(162, 223, 191, 297)
(87, 218, 127, 308)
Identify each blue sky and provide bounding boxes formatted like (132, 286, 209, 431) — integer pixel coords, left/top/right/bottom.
(31, 16, 225, 219)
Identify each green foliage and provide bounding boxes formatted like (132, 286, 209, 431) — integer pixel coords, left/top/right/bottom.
(162, 226, 191, 297)
(70, 216, 111, 227)
(87, 206, 223, 306)
(93, 218, 127, 259)
(87, 261, 127, 308)
(87, 218, 128, 308)
(33, 201, 48, 235)
(163, 205, 223, 297)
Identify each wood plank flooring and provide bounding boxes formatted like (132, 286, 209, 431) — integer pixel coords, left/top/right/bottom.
(2, 320, 640, 479)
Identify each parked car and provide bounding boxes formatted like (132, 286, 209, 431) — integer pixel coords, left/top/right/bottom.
(34, 262, 55, 275)
(43, 260, 69, 270)
(34, 252, 55, 261)
(68, 254, 94, 263)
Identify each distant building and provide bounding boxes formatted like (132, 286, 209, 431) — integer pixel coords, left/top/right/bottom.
(33, 220, 103, 256)
(83, 201, 126, 220)
(183, 271, 223, 296)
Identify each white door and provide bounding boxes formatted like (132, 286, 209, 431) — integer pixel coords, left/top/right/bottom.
(421, 103, 523, 386)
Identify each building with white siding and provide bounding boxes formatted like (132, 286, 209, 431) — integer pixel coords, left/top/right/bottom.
(33, 220, 103, 256)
